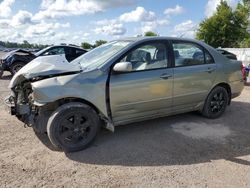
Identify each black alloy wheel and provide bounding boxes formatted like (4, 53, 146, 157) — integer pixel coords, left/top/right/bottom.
(47, 102, 100, 152)
(58, 112, 92, 147)
(202, 86, 229, 119)
(210, 92, 226, 114)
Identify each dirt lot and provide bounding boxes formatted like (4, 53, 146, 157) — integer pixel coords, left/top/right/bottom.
(0, 53, 250, 187)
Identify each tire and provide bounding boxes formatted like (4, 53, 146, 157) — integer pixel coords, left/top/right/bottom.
(47, 102, 101, 152)
(0, 69, 3, 78)
(202, 86, 229, 119)
(34, 130, 61, 152)
(10, 62, 25, 75)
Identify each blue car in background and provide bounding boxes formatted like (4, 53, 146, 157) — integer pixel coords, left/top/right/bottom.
(0, 45, 87, 78)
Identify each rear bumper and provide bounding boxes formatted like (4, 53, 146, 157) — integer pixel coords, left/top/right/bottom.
(229, 80, 244, 99)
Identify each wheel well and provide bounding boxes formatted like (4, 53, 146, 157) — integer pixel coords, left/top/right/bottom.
(34, 98, 101, 134)
(52, 98, 100, 114)
(214, 83, 232, 104)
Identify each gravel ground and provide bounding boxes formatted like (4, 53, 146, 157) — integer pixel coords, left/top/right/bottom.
(0, 53, 250, 188)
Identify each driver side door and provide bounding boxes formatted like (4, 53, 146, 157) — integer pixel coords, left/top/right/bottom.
(109, 41, 173, 124)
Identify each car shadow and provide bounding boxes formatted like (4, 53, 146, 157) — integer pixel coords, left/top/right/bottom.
(64, 101, 250, 166)
(34, 131, 61, 152)
(244, 82, 250, 87)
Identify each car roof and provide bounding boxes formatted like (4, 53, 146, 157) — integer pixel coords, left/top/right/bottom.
(115, 36, 203, 43)
(48, 45, 86, 51)
(113, 37, 212, 50)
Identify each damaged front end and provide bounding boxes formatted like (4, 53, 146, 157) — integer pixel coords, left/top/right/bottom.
(4, 55, 83, 131)
(5, 80, 36, 126)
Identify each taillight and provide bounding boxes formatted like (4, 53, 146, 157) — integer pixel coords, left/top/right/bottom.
(241, 65, 246, 81)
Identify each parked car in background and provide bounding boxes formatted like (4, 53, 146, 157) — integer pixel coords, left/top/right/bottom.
(0, 45, 87, 78)
(5, 37, 244, 152)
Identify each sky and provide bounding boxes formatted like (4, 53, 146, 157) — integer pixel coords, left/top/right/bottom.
(0, 0, 240, 45)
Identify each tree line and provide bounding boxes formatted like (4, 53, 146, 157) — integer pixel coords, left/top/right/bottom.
(0, 0, 249, 50)
(0, 40, 49, 49)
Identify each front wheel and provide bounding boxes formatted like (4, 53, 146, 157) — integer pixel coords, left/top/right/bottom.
(10, 62, 25, 75)
(47, 102, 101, 152)
(202, 86, 229, 119)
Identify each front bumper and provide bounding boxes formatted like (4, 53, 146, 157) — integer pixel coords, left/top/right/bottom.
(4, 95, 16, 115)
(4, 95, 31, 116)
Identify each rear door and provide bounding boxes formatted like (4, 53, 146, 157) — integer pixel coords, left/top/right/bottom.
(171, 40, 217, 112)
(109, 41, 174, 124)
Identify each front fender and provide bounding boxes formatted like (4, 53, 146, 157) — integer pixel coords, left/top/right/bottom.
(31, 70, 109, 117)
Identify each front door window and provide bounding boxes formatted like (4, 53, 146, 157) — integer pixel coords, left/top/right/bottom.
(120, 43, 168, 71)
(43, 47, 65, 56)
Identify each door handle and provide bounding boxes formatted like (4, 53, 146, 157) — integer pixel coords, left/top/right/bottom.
(205, 68, 216, 73)
(160, 74, 172, 79)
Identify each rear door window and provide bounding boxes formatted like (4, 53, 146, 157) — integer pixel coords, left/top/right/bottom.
(172, 42, 214, 67)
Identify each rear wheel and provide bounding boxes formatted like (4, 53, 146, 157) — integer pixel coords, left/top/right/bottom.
(10, 62, 25, 75)
(202, 86, 229, 119)
(47, 102, 101, 152)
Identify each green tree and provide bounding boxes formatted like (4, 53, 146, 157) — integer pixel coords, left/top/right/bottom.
(144, 31, 157, 36)
(94, 40, 107, 47)
(196, 0, 250, 48)
(81, 42, 92, 49)
(22, 40, 31, 48)
(240, 35, 250, 47)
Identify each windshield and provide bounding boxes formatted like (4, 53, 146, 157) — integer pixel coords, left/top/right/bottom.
(71, 41, 131, 70)
(34, 46, 51, 56)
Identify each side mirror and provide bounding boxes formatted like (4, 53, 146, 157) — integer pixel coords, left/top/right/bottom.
(113, 62, 132, 73)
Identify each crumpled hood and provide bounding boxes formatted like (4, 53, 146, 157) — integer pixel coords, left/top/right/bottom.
(9, 54, 81, 88)
(2, 49, 33, 59)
